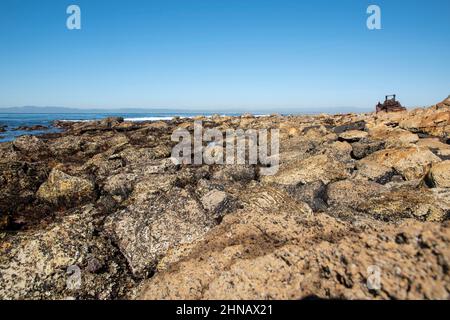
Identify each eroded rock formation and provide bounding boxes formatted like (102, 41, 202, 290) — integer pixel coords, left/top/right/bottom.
(0, 97, 449, 299)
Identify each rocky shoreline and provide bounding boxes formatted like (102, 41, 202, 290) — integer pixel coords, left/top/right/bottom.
(0, 97, 449, 299)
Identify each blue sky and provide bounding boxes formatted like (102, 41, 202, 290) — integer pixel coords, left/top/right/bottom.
(0, 0, 449, 112)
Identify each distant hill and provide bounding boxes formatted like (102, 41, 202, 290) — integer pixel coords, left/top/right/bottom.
(0, 106, 194, 114)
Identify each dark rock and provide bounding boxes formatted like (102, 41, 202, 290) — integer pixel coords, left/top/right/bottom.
(13, 125, 49, 131)
(285, 181, 327, 211)
(333, 121, 366, 134)
(351, 140, 385, 159)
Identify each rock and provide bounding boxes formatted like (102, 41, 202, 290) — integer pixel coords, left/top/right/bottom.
(200, 190, 230, 217)
(136, 186, 450, 300)
(338, 130, 368, 142)
(102, 173, 138, 201)
(353, 161, 396, 184)
(333, 120, 366, 134)
(0, 206, 134, 299)
(417, 138, 450, 159)
(48, 136, 82, 158)
(2, 106, 450, 300)
(284, 180, 327, 211)
(129, 174, 178, 204)
(369, 125, 419, 148)
(323, 141, 354, 163)
(399, 107, 450, 138)
(212, 165, 256, 183)
(262, 154, 350, 186)
(12, 135, 48, 156)
(0, 161, 48, 229)
(326, 179, 385, 208)
(100, 117, 124, 128)
(13, 125, 49, 131)
(351, 139, 385, 159)
(36, 169, 96, 207)
(326, 179, 448, 222)
(105, 188, 216, 277)
(428, 160, 450, 188)
(360, 147, 441, 180)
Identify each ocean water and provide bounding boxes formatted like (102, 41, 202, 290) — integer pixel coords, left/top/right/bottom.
(0, 112, 244, 142)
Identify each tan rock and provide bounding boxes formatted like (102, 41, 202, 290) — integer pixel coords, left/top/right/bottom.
(417, 138, 450, 158)
(353, 161, 395, 184)
(36, 169, 96, 206)
(136, 186, 450, 300)
(428, 160, 450, 188)
(369, 125, 419, 148)
(399, 108, 450, 138)
(262, 154, 350, 186)
(338, 130, 368, 142)
(361, 147, 441, 180)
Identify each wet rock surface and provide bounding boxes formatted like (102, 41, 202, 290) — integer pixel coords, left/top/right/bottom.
(1, 97, 450, 299)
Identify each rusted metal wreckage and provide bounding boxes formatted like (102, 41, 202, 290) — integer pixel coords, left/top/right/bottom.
(376, 95, 406, 113)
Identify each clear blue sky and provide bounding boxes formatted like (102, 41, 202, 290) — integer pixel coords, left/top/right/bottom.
(1, 0, 449, 112)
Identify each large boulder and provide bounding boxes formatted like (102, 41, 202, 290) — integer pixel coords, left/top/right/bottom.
(360, 147, 441, 180)
(417, 138, 450, 159)
(399, 108, 450, 138)
(12, 135, 49, 161)
(36, 169, 96, 207)
(105, 187, 218, 277)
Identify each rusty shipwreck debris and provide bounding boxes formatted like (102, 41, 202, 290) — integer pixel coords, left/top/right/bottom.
(376, 95, 406, 113)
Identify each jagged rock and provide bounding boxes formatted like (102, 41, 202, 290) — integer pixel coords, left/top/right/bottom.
(284, 180, 327, 211)
(2, 99, 450, 300)
(36, 169, 96, 206)
(333, 120, 366, 134)
(48, 136, 82, 158)
(360, 147, 441, 180)
(262, 154, 350, 186)
(105, 188, 217, 277)
(351, 139, 385, 159)
(353, 161, 396, 184)
(326, 179, 385, 208)
(369, 125, 419, 148)
(326, 179, 448, 222)
(13, 125, 49, 131)
(399, 108, 450, 138)
(428, 160, 450, 188)
(12, 135, 48, 156)
(323, 141, 354, 163)
(338, 130, 368, 142)
(417, 138, 450, 159)
(136, 186, 450, 300)
(0, 206, 134, 299)
(212, 165, 255, 182)
(200, 190, 230, 217)
(102, 173, 138, 201)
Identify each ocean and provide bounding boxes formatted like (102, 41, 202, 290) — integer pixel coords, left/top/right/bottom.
(0, 112, 244, 142)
